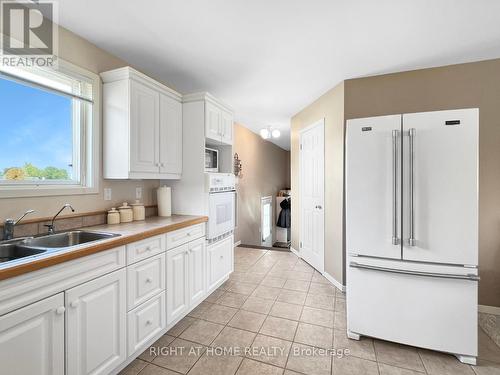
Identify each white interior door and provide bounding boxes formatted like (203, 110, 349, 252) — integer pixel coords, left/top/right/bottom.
(299, 119, 325, 271)
(261, 196, 272, 247)
(402, 109, 478, 265)
(346, 115, 402, 259)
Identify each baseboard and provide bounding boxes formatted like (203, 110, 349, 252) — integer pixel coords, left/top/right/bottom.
(234, 240, 241, 247)
(290, 247, 345, 292)
(323, 271, 346, 292)
(290, 247, 300, 257)
(479, 305, 500, 315)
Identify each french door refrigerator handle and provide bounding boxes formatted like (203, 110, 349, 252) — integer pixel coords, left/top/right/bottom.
(408, 128, 416, 246)
(392, 130, 400, 245)
(349, 261, 480, 281)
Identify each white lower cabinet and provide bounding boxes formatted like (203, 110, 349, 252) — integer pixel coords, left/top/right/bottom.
(0, 293, 65, 375)
(66, 268, 127, 375)
(166, 244, 189, 325)
(188, 238, 206, 307)
(128, 292, 166, 355)
(0, 225, 226, 375)
(127, 253, 165, 310)
(207, 236, 233, 292)
(166, 238, 207, 325)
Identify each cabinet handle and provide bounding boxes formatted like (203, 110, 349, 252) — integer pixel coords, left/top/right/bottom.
(187, 232, 191, 236)
(146, 319, 153, 326)
(160, 163, 165, 167)
(220, 255, 224, 259)
(70, 300, 79, 308)
(55, 306, 66, 315)
(145, 246, 151, 251)
(146, 277, 153, 283)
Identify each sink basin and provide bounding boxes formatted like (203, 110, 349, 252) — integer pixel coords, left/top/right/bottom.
(0, 243, 46, 263)
(22, 230, 120, 249)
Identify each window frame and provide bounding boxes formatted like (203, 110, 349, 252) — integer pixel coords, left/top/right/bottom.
(0, 59, 100, 198)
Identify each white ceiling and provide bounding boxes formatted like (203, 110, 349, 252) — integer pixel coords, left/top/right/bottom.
(57, 0, 500, 150)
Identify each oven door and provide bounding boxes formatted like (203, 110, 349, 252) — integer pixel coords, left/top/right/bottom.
(208, 191, 235, 239)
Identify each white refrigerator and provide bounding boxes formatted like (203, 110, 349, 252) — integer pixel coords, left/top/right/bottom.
(345, 108, 479, 364)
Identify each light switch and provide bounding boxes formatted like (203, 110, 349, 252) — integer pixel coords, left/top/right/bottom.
(136, 187, 142, 199)
(104, 188, 112, 201)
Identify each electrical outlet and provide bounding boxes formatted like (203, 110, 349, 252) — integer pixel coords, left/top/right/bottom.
(135, 187, 142, 200)
(104, 188, 112, 201)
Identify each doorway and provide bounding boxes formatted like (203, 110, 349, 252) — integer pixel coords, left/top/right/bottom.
(261, 196, 273, 247)
(299, 119, 325, 272)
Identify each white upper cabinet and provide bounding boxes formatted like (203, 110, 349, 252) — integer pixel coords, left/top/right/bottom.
(184, 92, 234, 146)
(101, 67, 182, 179)
(220, 110, 233, 145)
(159, 93, 183, 175)
(130, 80, 160, 174)
(206, 101, 222, 143)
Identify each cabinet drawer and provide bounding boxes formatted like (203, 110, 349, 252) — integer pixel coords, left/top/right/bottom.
(127, 253, 165, 310)
(166, 224, 205, 250)
(127, 292, 166, 356)
(127, 235, 165, 264)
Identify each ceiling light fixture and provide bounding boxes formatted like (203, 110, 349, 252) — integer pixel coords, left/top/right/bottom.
(260, 127, 280, 140)
(260, 128, 271, 139)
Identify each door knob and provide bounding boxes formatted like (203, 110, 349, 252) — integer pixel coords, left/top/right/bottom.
(70, 300, 79, 308)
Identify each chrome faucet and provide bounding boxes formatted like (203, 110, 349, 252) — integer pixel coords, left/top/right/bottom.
(3, 209, 35, 240)
(44, 204, 75, 234)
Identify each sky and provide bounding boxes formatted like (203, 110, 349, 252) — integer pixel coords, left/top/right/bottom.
(0, 77, 73, 175)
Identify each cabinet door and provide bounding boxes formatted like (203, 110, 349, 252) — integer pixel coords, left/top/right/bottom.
(66, 269, 126, 375)
(166, 245, 189, 325)
(220, 110, 233, 145)
(207, 236, 233, 292)
(188, 238, 206, 306)
(0, 293, 64, 375)
(159, 94, 182, 175)
(205, 101, 221, 142)
(130, 80, 160, 174)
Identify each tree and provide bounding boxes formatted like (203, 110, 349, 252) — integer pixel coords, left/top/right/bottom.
(43, 166, 69, 180)
(23, 163, 43, 179)
(4, 167, 25, 180)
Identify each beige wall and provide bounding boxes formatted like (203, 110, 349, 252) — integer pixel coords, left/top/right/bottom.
(344, 58, 500, 308)
(0, 26, 162, 221)
(233, 124, 290, 247)
(290, 82, 345, 283)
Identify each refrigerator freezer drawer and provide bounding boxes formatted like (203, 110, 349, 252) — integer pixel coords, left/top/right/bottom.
(347, 258, 478, 357)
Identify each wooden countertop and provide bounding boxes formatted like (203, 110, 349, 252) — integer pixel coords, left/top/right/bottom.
(0, 215, 208, 281)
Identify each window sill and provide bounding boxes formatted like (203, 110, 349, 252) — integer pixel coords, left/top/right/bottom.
(0, 184, 99, 198)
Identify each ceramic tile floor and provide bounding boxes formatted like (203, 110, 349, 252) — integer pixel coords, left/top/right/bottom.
(121, 247, 500, 375)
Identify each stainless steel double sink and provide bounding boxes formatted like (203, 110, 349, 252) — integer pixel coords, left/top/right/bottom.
(0, 231, 121, 265)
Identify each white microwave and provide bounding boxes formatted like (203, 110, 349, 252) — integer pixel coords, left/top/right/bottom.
(205, 147, 219, 172)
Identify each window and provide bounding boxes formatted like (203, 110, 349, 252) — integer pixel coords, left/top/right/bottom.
(0, 61, 100, 197)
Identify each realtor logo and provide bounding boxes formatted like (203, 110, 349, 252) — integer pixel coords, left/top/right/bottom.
(1, 0, 58, 66)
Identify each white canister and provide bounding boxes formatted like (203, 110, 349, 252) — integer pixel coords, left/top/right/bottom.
(132, 200, 145, 221)
(107, 208, 120, 225)
(157, 185, 172, 217)
(118, 202, 133, 223)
